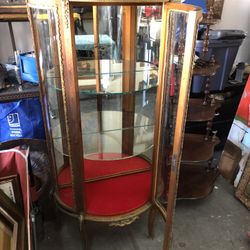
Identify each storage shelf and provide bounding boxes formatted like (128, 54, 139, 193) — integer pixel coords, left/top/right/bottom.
(0, 82, 40, 102)
(182, 133, 220, 163)
(193, 63, 220, 76)
(187, 98, 221, 122)
(177, 163, 219, 199)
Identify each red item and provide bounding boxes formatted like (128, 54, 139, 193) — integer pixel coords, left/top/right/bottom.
(0, 148, 31, 249)
(0, 148, 29, 219)
(235, 76, 250, 127)
(58, 154, 152, 216)
(145, 6, 162, 19)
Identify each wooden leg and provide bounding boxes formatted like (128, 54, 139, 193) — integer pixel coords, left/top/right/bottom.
(52, 193, 62, 230)
(79, 214, 88, 250)
(148, 206, 158, 239)
(207, 159, 212, 171)
(204, 120, 212, 141)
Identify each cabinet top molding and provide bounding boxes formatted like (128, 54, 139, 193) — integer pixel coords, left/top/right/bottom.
(27, 0, 168, 6)
(27, 0, 201, 13)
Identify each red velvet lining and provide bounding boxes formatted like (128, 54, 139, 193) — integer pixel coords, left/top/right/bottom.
(57, 155, 152, 216)
(58, 153, 150, 184)
(59, 171, 151, 216)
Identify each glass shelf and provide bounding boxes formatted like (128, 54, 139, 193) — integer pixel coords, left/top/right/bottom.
(46, 59, 158, 95)
(52, 111, 154, 160)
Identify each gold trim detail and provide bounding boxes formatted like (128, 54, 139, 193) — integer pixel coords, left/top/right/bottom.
(62, 0, 70, 28)
(109, 216, 139, 227)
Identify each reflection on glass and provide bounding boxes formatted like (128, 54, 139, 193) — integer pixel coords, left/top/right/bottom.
(73, 5, 162, 63)
(160, 11, 188, 189)
(137, 6, 162, 63)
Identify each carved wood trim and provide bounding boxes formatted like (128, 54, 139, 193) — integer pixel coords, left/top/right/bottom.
(235, 157, 250, 209)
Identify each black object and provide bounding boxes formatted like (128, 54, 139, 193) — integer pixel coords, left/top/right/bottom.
(0, 64, 7, 90)
(207, 30, 246, 40)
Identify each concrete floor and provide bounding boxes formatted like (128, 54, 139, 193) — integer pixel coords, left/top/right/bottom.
(37, 176, 250, 250)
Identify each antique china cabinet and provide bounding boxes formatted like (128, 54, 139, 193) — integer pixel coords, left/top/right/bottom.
(27, 0, 202, 249)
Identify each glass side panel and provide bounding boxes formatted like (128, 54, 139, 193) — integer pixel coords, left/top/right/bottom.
(159, 10, 188, 193)
(31, 8, 74, 205)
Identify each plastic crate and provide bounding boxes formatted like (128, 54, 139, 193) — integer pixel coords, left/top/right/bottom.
(19, 52, 39, 84)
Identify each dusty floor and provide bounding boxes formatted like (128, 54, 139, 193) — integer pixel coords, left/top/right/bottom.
(37, 176, 250, 250)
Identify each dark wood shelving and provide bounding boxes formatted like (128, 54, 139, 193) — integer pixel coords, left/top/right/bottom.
(193, 63, 220, 76)
(182, 133, 220, 163)
(187, 98, 221, 122)
(177, 163, 219, 199)
(178, 3, 220, 200)
(0, 82, 40, 102)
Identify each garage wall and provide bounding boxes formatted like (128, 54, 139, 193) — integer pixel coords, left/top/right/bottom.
(0, 22, 33, 63)
(212, 0, 250, 64)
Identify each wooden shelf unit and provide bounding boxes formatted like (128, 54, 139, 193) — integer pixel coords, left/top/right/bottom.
(178, 3, 221, 200)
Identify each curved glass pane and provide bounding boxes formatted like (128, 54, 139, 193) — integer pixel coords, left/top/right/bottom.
(52, 80, 157, 160)
(31, 8, 75, 207)
(158, 10, 192, 199)
(71, 5, 160, 161)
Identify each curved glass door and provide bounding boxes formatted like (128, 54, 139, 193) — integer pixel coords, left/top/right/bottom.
(72, 5, 161, 161)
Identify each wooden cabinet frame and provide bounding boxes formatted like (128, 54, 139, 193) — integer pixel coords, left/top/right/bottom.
(27, 1, 202, 249)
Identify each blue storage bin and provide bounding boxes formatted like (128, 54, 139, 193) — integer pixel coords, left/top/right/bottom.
(192, 38, 244, 92)
(19, 52, 39, 84)
(183, 0, 207, 13)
